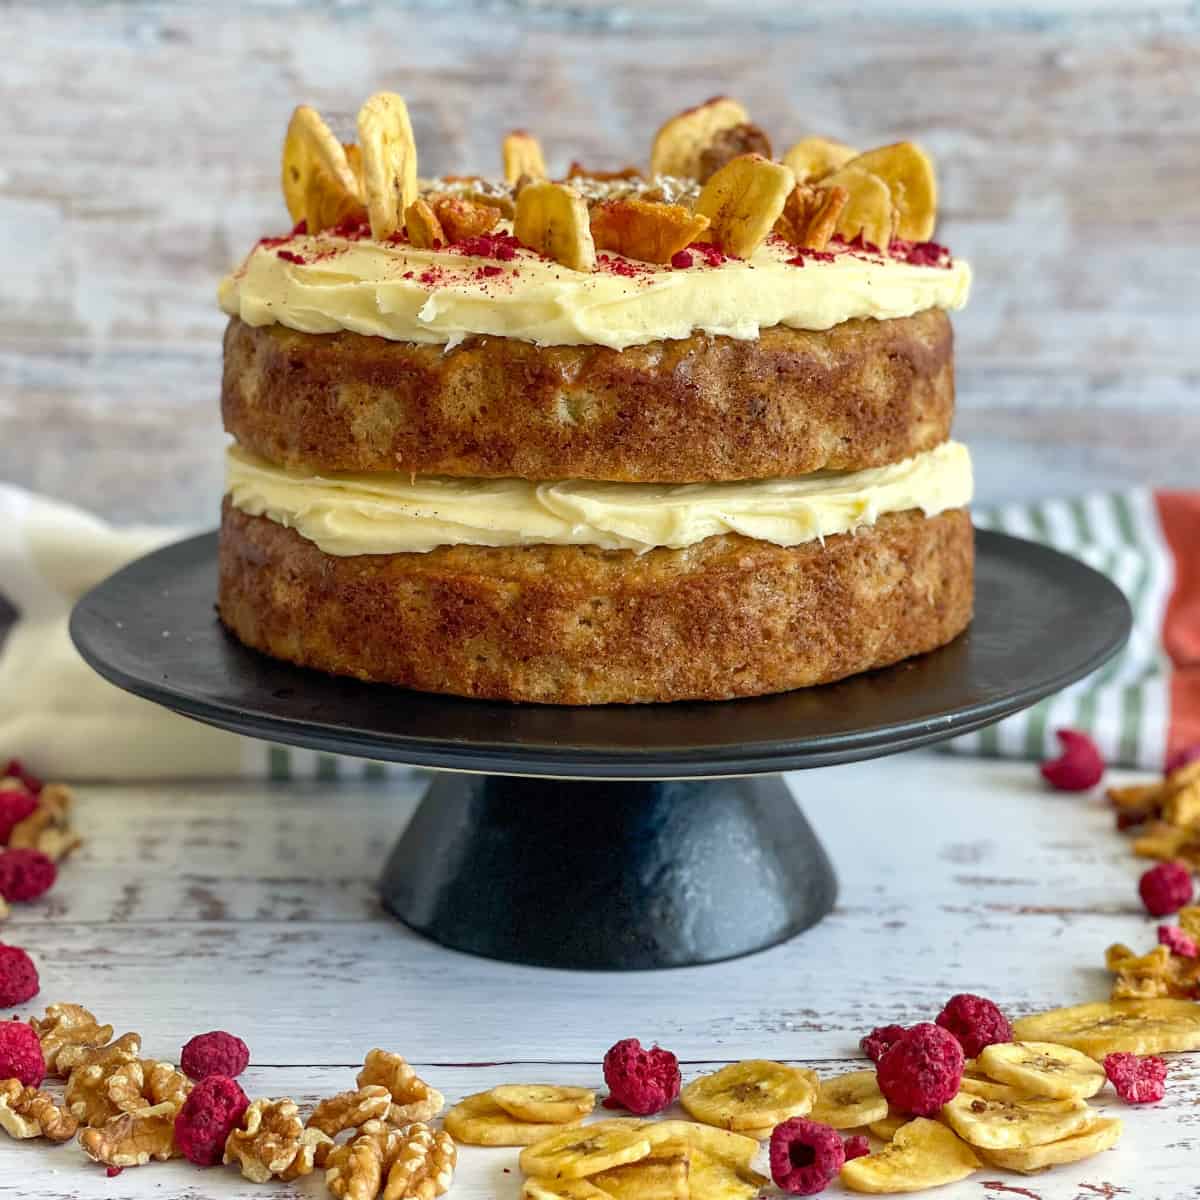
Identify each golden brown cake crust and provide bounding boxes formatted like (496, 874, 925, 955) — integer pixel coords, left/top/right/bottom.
(218, 502, 973, 705)
(221, 310, 954, 483)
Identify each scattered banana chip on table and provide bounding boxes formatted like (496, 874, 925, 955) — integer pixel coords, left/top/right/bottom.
(977, 1041, 1107, 1099)
(641, 1120, 758, 1169)
(522, 1179, 612, 1200)
(687, 1148, 769, 1200)
(592, 1152, 689, 1200)
(445, 1091, 583, 1146)
(519, 1121, 653, 1180)
(867, 1111, 911, 1142)
(981, 1116, 1123, 1175)
(680, 1059, 816, 1131)
(958, 1073, 1032, 1104)
(1012, 998, 1200, 1057)
(491, 1085, 595, 1125)
(650, 96, 750, 179)
(694, 154, 795, 259)
(809, 1068, 888, 1129)
(841, 1117, 981, 1194)
(941, 1092, 1092, 1150)
(781, 135, 859, 184)
(357, 91, 419, 240)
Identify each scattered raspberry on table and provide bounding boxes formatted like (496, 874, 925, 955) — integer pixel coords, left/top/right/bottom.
(935, 993, 1012, 1058)
(174, 1075, 251, 1165)
(602, 1037, 680, 1115)
(1041, 729, 1105, 791)
(1104, 1052, 1167, 1104)
(181, 1030, 250, 1081)
(875, 1023, 964, 1116)
(769, 1118, 845, 1195)
(0, 1018, 45, 1086)
(0, 944, 39, 1006)
(1139, 861, 1194, 917)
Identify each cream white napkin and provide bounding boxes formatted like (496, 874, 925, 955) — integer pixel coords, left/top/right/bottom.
(0, 484, 407, 781)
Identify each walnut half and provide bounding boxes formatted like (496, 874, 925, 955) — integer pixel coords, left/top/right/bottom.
(0, 1079, 79, 1142)
(357, 1049, 445, 1125)
(225, 1098, 331, 1183)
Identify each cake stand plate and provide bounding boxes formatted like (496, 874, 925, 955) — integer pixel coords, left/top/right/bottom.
(71, 530, 1130, 969)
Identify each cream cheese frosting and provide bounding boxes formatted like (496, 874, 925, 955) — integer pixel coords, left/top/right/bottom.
(219, 222, 971, 351)
(226, 441, 973, 557)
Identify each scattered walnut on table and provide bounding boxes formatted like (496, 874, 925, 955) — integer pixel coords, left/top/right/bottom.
(0, 1078, 79, 1142)
(105, 1059, 191, 1117)
(382, 1122, 456, 1200)
(357, 1049, 445, 1125)
(9, 783, 83, 862)
(308, 1084, 393, 1137)
(64, 1034, 144, 1126)
(224, 1097, 331, 1183)
(78, 1108, 178, 1167)
(30, 1002, 115, 1077)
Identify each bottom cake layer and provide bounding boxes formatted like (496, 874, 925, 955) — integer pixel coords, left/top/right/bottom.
(218, 502, 974, 705)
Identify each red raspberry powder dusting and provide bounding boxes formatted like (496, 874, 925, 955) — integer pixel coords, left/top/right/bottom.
(0, 945, 39, 1007)
(181, 1030, 251, 1081)
(0, 789, 37, 844)
(1139, 860, 1194, 917)
(3, 760, 42, 795)
(876, 1023, 964, 1116)
(860, 1024, 908, 1064)
(769, 1118, 845, 1195)
(175, 1075, 250, 1165)
(1104, 1052, 1167, 1104)
(602, 1038, 680, 1115)
(842, 1133, 870, 1162)
(1040, 729, 1105, 791)
(0, 849, 57, 902)
(0, 1018, 45, 1086)
(934, 993, 1013, 1058)
(1158, 924, 1199, 958)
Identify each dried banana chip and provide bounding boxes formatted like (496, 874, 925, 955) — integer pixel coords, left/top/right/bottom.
(589, 198, 710, 263)
(941, 1092, 1091, 1150)
(523, 1179, 611, 1200)
(519, 1121, 653, 1180)
(781, 136, 859, 183)
(680, 1059, 815, 1132)
(694, 155, 795, 259)
(514, 181, 596, 272)
(688, 1148, 769, 1200)
(357, 92, 419, 240)
(592, 1153, 688, 1200)
(818, 165, 895, 249)
(641, 1120, 758, 1169)
(404, 198, 445, 249)
(980, 1116, 1122, 1175)
(650, 96, 750, 180)
(281, 105, 361, 225)
(444, 1091, 582, 1147)
(1012, 998, 1200, 1058)
(841, 1117, 980, 1194)
(491, 1085, 595, 1125)
(867, 1111, 911, 1141)
(839, 142, 937, 241)
(809, 1069, 888, 1130)
(977, 1041, 1106, 1099)
(958, 1075, 1032, 1104)
(503, 131, 547, 183)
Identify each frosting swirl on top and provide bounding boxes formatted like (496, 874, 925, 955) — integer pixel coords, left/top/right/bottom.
(219, 219, 971, 352)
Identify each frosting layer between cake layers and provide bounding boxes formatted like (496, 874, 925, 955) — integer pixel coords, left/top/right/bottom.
(219, 225, 971, 351)
(225, 440, 973, 557)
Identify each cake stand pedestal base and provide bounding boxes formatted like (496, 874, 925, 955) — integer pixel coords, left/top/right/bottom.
(379, 773, 836, 969)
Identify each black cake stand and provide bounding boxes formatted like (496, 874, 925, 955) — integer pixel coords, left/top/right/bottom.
(70, 529, 1130, 970)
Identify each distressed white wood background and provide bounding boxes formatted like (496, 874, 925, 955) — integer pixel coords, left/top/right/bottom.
(2, 754, 1200, 1197)
(1, 1, 1197, 525)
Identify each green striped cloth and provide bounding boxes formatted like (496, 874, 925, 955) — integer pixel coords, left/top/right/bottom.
(254, 744, 411, 783)
(947, 489, 1172, 769)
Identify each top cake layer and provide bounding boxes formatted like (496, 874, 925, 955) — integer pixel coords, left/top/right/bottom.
(219, 217, 970, 352)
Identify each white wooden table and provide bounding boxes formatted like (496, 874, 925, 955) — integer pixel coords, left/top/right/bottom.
(0, 752, 1194, 1198)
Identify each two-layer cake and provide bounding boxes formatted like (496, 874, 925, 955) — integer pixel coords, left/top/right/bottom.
(217, 95, 973, 704)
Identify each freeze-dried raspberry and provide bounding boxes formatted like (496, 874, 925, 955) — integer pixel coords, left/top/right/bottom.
(0, 945, 39, 1007)
(934, 993, 1013, 1058)
(181, 1030, 250, 1081)
(2, 760, 42, 795)
(1139, 861, 1194, 917)
(602, 1038, 680, 1115)
(860, 1024, 908, 1064)
(0, 1018, 45, 1086)
(842, 1134, 870, 1161)
(1104, 1052, 1167, 1104)
(876, 1023, 964, 1116)
(0, 790, 37, 845)
(1041, 729, 1105, 791)
(1158, 924, 1199, 958)
(174, 1075, 250, 1165)
(1166, 744, 1200, 773)
(0, 849, 56, 902)
(769, 1118, 845, 1195)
